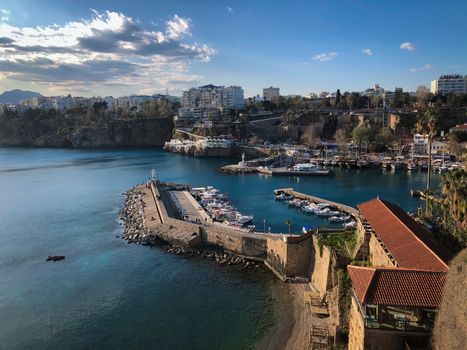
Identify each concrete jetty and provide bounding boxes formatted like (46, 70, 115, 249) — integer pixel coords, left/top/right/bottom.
(119, 180, 320, 282)
(274, 188, 359, 217)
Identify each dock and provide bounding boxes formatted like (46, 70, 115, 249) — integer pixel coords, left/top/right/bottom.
(274, 188, 359, 217)
(257, 167, 330, 176)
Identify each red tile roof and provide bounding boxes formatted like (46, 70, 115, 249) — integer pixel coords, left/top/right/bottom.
(347, 266, 447, 308)
(358, 198, 452, 271)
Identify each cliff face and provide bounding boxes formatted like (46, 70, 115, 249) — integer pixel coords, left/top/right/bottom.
(0, 116, 174, 148)
(432, 248, 467, 349)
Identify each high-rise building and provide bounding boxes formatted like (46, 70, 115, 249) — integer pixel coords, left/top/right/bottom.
(430, 74, 467, 94)
(262, 86, 280, 101)
(181, 84, 244, 109)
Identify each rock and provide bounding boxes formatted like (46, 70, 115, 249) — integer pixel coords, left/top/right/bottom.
(46, 255, 65, 262)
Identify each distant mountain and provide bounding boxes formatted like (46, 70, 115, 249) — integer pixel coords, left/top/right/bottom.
(0, 89, 42, 104)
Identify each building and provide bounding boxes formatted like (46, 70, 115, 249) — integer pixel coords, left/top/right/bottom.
(182, 84, 244, 110)
(449, 123, 467, 134)
(412, 134, 449, 155)
(348, 197, 453, 350)
(263, 86, 280, 101)
(347, 266, 447, 350)
(364, 84, 385, 97)
(430, 74, 467, 95)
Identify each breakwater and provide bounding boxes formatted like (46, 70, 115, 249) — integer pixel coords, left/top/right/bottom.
(119, 181, 319, 282)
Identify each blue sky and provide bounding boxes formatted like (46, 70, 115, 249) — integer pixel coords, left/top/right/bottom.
(0, 0, 466, 97)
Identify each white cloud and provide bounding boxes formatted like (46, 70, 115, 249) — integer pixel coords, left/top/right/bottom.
(361, 48, 372, 56)
(312, 52, 338, 62)
(410, 63, 433, 72)
(227, 6, 234, 13)
(400, 42, 415, 51)
(0, 9, 10, 22)
(166, 14, 191, 40)
(0, 10, 215, 95)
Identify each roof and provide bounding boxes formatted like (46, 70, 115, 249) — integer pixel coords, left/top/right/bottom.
(358, 198, 452, 271)
(347, 265, 447, 308)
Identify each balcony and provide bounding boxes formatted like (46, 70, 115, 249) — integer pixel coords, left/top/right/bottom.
(354, 293, 435, 333)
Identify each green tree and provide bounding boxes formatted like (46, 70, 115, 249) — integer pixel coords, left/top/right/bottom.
(414, 109, 438, 190)
(335, 89, 341, 107)
(352, 125, 372, 154)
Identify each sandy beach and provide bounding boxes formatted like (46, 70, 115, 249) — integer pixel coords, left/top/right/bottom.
(258, 281, 316, 350)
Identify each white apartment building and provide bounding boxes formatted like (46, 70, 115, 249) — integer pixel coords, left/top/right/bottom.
(263, 86, 280, 101)
(430, 74, 467, 94)
(182, 84, 244, 110)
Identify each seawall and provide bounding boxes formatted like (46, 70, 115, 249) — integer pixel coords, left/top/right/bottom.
(120, 181, 317, 282)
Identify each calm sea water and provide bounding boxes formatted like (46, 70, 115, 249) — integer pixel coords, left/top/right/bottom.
(0, 148, 439, 349)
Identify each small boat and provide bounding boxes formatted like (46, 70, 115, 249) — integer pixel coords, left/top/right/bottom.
(407, 161, 417, 171)
(237, 214, 254, 225)
(390, 161, 404, 170)
(329, 215, 350, 223)
(275, 193, 293, 201)
(343, 221, 357, 229)
(302, 225, 314, 234)
(316, 208, 340, 217)
(302, 204, 318, 213)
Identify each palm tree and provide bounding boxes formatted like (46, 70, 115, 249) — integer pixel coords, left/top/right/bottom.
(285, 218, 293, 235)
(414, 109, 438, 190)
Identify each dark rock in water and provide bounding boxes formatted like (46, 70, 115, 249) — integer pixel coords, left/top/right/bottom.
(46, 255, 65, 262)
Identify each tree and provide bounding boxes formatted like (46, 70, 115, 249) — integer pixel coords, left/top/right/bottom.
(352, 125, 372, 154)
(440, 169, 467, 246)
(285, 218, 293, 235)
(334, 128, 348, 153)
(416, 85, 432, 107)
(335, 89, 341, 107)
(415, 109, 438, 190)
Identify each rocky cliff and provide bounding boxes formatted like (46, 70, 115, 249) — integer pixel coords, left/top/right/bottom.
(0, 114, 174, 148)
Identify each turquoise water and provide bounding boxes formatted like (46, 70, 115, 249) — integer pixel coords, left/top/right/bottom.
(0, 148, 439, 349)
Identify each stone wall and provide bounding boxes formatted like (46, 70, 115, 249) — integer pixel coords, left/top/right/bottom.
(265, 232, 313, 280)
(310, 235, 333, 298)
(369, 234, 397, 268)
(200, 224, 267, 259)
(348, 295, 365, 350)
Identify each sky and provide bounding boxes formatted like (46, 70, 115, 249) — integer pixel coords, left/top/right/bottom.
(0, 0, 466, 97)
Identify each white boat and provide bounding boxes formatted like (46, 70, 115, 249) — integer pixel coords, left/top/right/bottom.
(329, 215, 350, 223)
(292, 162, 319, 172)
(275, 193, 293, 201)
(343, 221, 357, 229)
(302, 204, 318, 213)
(237, 214, 254, 225)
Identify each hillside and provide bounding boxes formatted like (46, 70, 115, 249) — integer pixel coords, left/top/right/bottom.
(432, 248, 467, 349)
(0, 89, 42, 104)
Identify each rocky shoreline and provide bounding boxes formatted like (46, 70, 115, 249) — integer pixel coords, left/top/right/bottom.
(119, 185, 262, 270)
(218, 164, 259, 174)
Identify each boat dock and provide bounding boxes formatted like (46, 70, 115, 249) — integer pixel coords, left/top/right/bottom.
(274, 188, 359, 217)
(257, 167, 330, 176)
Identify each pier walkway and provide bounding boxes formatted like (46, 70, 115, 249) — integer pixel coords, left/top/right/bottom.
(274, 188, 359, 217)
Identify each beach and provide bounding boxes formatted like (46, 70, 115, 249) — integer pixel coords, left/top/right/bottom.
(258, 281, 316, 350)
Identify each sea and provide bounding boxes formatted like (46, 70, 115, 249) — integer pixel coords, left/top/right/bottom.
(0, 148, 439, 349)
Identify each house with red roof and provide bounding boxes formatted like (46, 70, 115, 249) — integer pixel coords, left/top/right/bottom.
(347, 198, 452, 350)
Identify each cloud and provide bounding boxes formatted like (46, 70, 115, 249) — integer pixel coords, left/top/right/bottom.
(361, 48, 372, 56)
(312, 52, 338, 62)
(0, 9, 9, 22)
(410, 63, 433, 72)
(227, 6, 234, 13)
(400, 42, 415, 51)
(0, 10, 215, 95)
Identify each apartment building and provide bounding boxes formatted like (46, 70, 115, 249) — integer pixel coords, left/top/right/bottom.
(430, 74, 467, 94)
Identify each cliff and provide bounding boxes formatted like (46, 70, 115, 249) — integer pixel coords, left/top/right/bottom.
(432, 248, 467, 349)
(0, 112, 174, 148)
